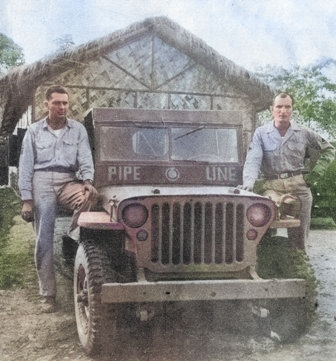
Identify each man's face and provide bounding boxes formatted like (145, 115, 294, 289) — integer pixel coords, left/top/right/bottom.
(45, 92, 69, 122)
(272, 95, 293, 130)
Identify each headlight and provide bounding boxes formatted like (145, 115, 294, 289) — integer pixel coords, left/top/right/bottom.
(246, 228, 258, 240)
(246, 203, 272, 227)
(121, 203, 148, 228)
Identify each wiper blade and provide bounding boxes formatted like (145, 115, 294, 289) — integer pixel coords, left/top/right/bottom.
(174, 126, 205, 140)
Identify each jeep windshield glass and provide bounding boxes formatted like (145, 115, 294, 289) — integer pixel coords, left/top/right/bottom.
(99, 126, 239, 162)
(132, 128, 169, 158)
(100, 126, 169, 161)
(172, 127, 239, 162)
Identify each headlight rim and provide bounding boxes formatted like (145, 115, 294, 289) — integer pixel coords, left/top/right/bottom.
(246, 203, 272, 228)
(121, 203, 149, 228)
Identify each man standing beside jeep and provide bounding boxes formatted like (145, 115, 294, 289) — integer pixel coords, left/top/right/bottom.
(242, 93, 335, 250)
(18, 85, 98, 313)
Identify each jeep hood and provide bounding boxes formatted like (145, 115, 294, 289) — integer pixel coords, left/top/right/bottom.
(98, 185, 260, 204)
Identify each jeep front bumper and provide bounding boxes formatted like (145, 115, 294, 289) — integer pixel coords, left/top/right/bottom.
(101, 278, 306, 303)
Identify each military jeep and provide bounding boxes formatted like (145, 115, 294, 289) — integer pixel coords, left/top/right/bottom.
(73, 108, 311, 355)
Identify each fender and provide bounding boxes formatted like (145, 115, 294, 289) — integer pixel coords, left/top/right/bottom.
(77, 211, 124, 231)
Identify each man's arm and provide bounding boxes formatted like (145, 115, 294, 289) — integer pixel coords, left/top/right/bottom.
(18, 128, 35, 200)
(305, 132, 335, 185)
(18, 128, 36, 222)
(76, 125, 98, 199)
(76, 125, 95, 182)
(242, 129, 264, 191)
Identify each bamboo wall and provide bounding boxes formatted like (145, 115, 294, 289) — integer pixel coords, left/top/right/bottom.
(33, 34, 256, 150)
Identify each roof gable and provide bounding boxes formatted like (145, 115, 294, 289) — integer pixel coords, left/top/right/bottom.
(0, 16, 274, 135)
(105, 35, 195, 90)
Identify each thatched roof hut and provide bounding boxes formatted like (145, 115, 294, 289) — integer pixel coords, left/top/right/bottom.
(0, 16, 274, 137)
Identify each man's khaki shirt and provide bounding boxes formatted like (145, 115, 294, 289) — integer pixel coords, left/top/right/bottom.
(243, 120, 335, 189)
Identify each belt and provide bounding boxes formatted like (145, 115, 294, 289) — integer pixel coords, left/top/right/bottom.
(266, 170, 302, 180)
(35, 166, 75, 173)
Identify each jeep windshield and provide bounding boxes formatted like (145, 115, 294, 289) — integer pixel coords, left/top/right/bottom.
(99, 125, 239, 163)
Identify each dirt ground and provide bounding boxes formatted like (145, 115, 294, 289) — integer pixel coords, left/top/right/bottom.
(0, 216, 335, 361)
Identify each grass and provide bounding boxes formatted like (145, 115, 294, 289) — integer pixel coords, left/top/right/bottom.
(257, 234, 318, 292)
(257, 235, 315, 278)
(0, 187, 35, 289)
(310, 217, 336, 230)
(0, 188, 20, 239)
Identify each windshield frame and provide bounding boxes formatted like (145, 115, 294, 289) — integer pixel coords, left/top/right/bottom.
(97, 122, 243, 164)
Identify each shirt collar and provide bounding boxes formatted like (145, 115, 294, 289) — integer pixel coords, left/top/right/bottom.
(265, 121, 278, 133)
(265, 119, 301, 134)
(288, 120, 301, 131)
(42, 116, 72, 129)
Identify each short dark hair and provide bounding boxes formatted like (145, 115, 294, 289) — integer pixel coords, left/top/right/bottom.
(45, 85, 69, 100)
(273, 92, 294, 107)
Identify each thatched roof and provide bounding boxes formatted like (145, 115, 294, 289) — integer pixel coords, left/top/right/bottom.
(0, 16, 274, 135)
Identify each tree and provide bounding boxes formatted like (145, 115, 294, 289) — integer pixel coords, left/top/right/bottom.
(0, 33, 25, 75)
(310, 158, 336, 221)
(254, 60, 336, 139)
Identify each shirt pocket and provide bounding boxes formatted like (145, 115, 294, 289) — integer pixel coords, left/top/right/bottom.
(62, 138, 78, 165)
(287, 139, 306, 157)
(263, 138, 277, 152)
(35, 139, 53, 163)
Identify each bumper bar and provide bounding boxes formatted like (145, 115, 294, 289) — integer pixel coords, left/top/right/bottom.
(101, 278, 306, 303)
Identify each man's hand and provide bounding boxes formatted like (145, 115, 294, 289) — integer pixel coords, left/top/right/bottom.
(237, 184, 254, 191)
(83, 180, 98, 198)
(237, 181, 254, 192)
(21, 200, 34, 222)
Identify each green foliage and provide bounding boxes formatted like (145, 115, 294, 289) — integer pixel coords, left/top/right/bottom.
(0, 188, 21, 240)
(0, 252, 27, 288)
(257, 236, 315, 281)
(310, 217, 336, 230)
(0, 188, 32, 289)
(0, 33, 25, 75)
(257, 235, 318, 305)
(310, 160, 336, 221)
(254, 61, 336, 138)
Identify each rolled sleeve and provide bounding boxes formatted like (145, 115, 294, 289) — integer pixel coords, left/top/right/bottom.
(243, 129, 264, 188)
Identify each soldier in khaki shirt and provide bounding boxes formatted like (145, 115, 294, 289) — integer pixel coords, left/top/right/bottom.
(19, 85, 98, 312)
(243, 93, 335, 250)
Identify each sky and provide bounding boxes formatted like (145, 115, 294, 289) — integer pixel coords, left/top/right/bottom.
(1, 0, 336, 72)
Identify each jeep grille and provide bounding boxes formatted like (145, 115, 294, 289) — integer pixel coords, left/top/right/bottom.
(150, 199, 245, 267)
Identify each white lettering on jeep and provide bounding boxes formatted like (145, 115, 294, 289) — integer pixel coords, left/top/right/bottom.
(108, 166, 141, 181)
(206, 166, 237, 182)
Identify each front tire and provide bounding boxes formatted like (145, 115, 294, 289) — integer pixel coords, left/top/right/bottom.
(74, 240, 120, 355)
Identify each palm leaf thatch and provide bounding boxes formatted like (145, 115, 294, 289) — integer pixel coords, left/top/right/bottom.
(0, 16, 274, 135)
